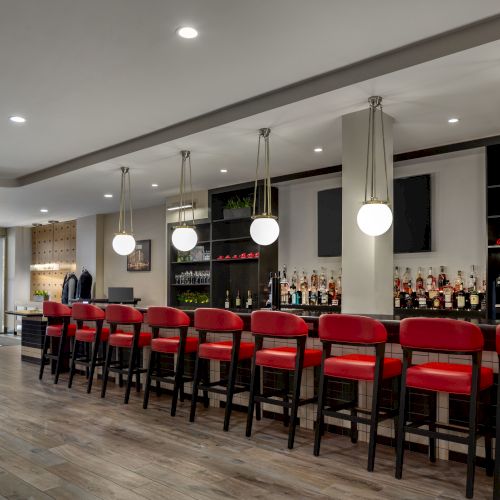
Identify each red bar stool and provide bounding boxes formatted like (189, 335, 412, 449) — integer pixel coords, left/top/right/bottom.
(39, 301, 77, 384)
(246, 310, 322, 449)
(189, 308, 253, 431)
(143, 306, 197, 416)
(313, 314, 402, 471)
(100, 305, 152, 404)
(68, 303, 111, 393)
(395, 318, 494, 499)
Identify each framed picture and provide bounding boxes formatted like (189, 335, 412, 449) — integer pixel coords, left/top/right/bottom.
(127, 239, 151, 272)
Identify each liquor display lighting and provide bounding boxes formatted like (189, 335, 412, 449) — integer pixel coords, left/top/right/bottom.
(356, 96, 393, 237)
(250, 128, 279, 246)
(171, 151, 198, 252)
(112, 167, 136, 256)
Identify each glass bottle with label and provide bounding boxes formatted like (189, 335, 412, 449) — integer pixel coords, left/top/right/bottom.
(426, 267, 436, 292)
(328, 270, 336, 305)
(437, 266, 447, 289)
(235, 290, 241, 308)
(300, 270, 309, 306)
(246, 290, 253, 310)
(467, 265, 477, 292)
(319, 267, 328, 305)
(443, 284, 454, 310)
(333, 269, 342, 307)
(310, 269, 318, 305)
(394, 266, 401, 294)
(454, 270, 464, 293)
(402, 267, 411, 294)
(433, 292, 441, 309)
(280, 265, 290, 305)
(456, 288, 466, 310)
(416, 267, 424, 293)
(225, 290, 230, 309)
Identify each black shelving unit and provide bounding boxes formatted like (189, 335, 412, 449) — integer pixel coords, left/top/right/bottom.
(166, 183, 278, 310)
(486, 145, 500, 318)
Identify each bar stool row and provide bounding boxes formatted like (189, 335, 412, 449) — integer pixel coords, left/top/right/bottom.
(39, 301, 499, 499)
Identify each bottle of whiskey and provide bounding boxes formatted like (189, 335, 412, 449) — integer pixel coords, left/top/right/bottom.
(402, 267, 411, 294)
(443, 284, 454, 310)
(280, 265, 290, 305)
(235, 290, 241, 308)
(310, 269, 318, 305)
(300, 270, 309, 306)
(394, 266, 401, 294)
(319, 267, 328, 305)
(456, 288, 466, 310)
(328, 270, 336, 305)
(416, 267, 424, 293)
(333, 269, 342, 307)
(437, 266, 447, 288)
(246, 290, 253, 310)
(467, 265, 477, 292)
(426, 267, 436, 292)
(394, 289, 401, 308)
(290, 268, 298, 305)
(225, 290, 230, 309)
(454, 270, 464, 293)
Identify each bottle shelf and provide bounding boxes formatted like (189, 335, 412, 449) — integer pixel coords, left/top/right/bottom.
(171, 260, 210, 265)
(212, 258, 259, 263)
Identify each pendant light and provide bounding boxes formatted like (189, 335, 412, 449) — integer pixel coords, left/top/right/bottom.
(356, 96, 393, 237)
(250, 128, 279, 246)
(112, 166, 136, 255)
(171, 150, 198, 252)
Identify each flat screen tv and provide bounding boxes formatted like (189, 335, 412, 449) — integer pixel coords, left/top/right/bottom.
(316, 174, 431, 256)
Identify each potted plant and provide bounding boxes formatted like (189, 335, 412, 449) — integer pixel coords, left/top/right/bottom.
(223, 195, 253, 220)
(33, 290, 49, 302)
(177, 291, 210, 308)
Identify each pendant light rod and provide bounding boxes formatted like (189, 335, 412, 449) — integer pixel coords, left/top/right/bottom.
(178, 150, 195, 227)
(118, 166, 133, 234)
(252, 127, 273, 217)
(363, 96, 390, 204)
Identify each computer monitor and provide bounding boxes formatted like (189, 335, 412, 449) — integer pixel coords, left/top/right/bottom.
(107, 287, 134, 303)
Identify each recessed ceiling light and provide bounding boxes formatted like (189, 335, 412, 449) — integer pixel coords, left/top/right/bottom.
(177, 26, 198, 39)
(9, 115, 26, 123)
(220, 169, 228, 173)
(448, 118, 459, 124)
(104, 193, 113, 198)
(314, 147, 323, 153)
(151, 183, 159, 188)
(40, 208, 48, 213)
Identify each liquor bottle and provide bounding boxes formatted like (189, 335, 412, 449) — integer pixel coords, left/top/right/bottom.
(402, 267, 411, 294)
(437, 266, 447, 289)
(266, 272, 273, 307)
(454, 270, 464, 292)
(443, 284, 454, 310)
(416, 267, 424, 293)
(394, 289, 401, 309)
(290, 268, 298, 305)
(467, 265, 477, 292)
(394, 266, 401, 293)
(235, 290, 241, 308)
(333, 269, 342, 307)
(280, 265, 290, 305)
(432, 292, 441, 309)
(246, 290, 253, 310)
(224, 290, 230, 309)
(328, 270, 336, 305)
(310, 269, 318, 305)
(469, 283, 479, 311)
(426, 267, 436, 292)
(456, 288, 465, 310)
(300, 270, 309, 306)
(319, 267, 328, 305)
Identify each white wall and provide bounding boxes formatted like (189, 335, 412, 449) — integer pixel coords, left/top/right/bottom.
(277, 148, 486, 287)
(393, 148, 486, 284)
(103, 204, 166, 306)
(277, 174, 342, 277)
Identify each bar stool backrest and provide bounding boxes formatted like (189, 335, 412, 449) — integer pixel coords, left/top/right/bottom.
(251, 310, 308, 337)
(71, 303, 105, 321)
(105, 304, 143, 325)
(319, 314, 386, 345)
(400, 317, 483, 352)
(194, 308, 243, 332)
(43, 301, 71, 318)
(147, 306, 190, 328)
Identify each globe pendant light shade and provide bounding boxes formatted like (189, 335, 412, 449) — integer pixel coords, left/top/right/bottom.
(250, 128, 279, 245)
(172, 226, 198, 252)
(112, 233, 136, 255)
(171, 150, 198, 251)
(250, 216, 279, 246)
(356, 200, 393, 237)
(113, 166, 136, 255)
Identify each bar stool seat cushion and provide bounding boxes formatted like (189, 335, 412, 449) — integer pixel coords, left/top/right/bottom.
(324, 353, 402, 381)
(75, 327, 123, 343)
(198, 340, 254, 361)
(109, 332, 152, 348)
(151, 336, 199, 354)
(406, 362, 493, 395)
(46, 324, 77, 337)
(256, 346, 322, 370)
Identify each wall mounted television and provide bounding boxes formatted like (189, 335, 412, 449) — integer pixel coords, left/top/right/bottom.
(317, 174, 431, 256)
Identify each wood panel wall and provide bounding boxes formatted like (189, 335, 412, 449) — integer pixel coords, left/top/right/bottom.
(30, 221, 76, 301)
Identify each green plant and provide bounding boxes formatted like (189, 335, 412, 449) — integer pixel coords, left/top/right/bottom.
(177, 291, 209, 305)
(224, 195, 253, 210)
(33, 290, 49, 297)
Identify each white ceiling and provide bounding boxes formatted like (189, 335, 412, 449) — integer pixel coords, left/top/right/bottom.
(1, 0, 500, 177)
(1, 1, 500, 227)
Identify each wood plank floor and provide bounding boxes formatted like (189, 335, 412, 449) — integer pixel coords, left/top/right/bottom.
(0, 341, 493, 499)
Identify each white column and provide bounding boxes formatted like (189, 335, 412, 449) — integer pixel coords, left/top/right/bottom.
(341, 107, 394, 314)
